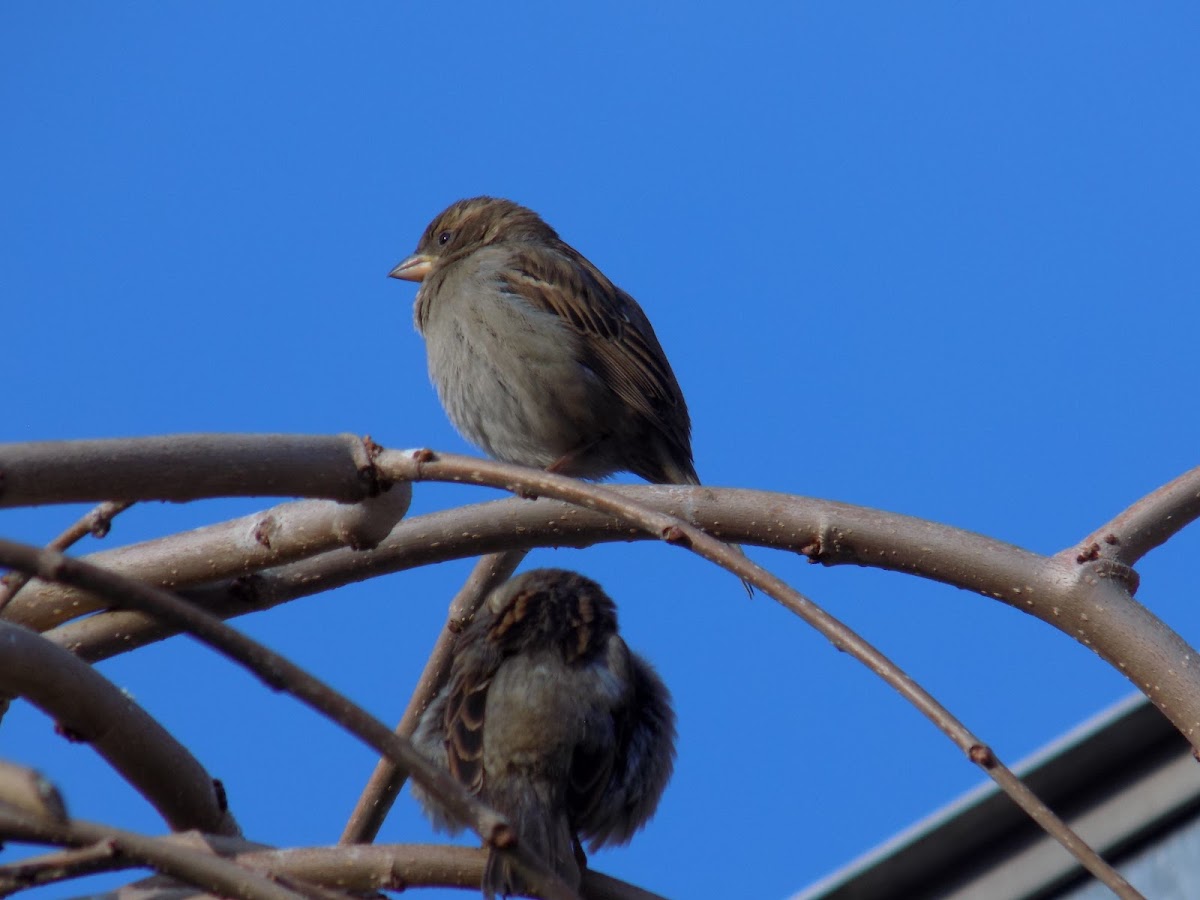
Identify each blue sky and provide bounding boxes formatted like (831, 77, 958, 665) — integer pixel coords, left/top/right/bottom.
(3, 4, 1200, 898)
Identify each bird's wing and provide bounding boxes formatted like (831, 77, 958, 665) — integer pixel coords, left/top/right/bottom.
(498, 243, 692, 452)
(575, 650, 677, 850)
(443, 667, 490, 796)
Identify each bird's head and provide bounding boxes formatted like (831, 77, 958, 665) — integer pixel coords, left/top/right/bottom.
(388, 196, 559, 282)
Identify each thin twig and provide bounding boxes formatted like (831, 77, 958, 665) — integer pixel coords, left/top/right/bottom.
(0, 500, 133, 617)
(0, 538, 579, 900)
(373, 448, 1144, 900)
(339, 548, 528, 845)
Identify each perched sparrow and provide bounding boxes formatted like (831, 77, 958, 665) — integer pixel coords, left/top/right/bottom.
(411, 568, 676, 897)
(389, 196, 700, 486)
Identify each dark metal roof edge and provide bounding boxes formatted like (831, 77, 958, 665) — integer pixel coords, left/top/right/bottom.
(791, 693, 1160, 900)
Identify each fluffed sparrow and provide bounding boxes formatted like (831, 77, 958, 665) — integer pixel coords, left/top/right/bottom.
(410, 568, 676, 897)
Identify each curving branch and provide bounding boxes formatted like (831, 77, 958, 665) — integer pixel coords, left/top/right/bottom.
(5, 489, 412, 631)
(31, 476, 1200, 748)
(0, 538, 580, 900)
(27, 469, 1199, 750)
(35, 489, 1042, 657)
(0, 622, 237, 836)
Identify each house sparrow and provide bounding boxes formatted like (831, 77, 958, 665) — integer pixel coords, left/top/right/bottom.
(389, 196, 700, 486)
(410, 568, 676, 898)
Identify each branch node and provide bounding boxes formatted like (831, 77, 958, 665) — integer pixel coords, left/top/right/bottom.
(354, 435, 388, 498)
(1075, 542, 1101, 564)
(661, 524, 689, 545)
(363, 435, 385, 459)
(1091, 559, 1141, 595)
(1104, 533, 1120, 545)
(229, 574, 263, 604)
(54, 722, 88, 743)
(35, 549, 70, 584)
(253, 516, 278, 550)
(968, 743, 996, 768)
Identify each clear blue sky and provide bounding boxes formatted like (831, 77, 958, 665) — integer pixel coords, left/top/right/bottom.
(3, 4, 1200, 898)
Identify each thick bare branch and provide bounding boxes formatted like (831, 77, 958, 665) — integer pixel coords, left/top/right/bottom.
(340, 548, 529, 845)
(0, 621, 237, 836)
(0, 435, 382, 508)
(0, 539, 578, 900)
(6, 489, 411, 631)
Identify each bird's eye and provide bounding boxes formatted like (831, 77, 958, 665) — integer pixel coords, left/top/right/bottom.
(438, 230, 452, 246)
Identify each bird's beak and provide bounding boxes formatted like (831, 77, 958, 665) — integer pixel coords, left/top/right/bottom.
(388, 253, 433, 282)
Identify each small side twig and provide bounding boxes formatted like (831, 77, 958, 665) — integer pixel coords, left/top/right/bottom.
(1076, 464, 1200, 567)
(0, 500, 132, 617)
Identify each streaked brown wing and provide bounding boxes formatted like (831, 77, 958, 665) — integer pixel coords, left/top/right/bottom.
(443, 672, 489, 795)
(499, 243, 691, 449)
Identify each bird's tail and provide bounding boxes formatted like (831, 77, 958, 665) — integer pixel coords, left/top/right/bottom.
(482, 793, 580, 899)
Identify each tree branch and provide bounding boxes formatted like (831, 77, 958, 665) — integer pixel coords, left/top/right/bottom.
(1076, 464, 1200, 567)
(0, 435, 383, 508)
(36, 489, 1035, 657)
(0, 622, 237, 836)
(5, 490, 411, 632)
